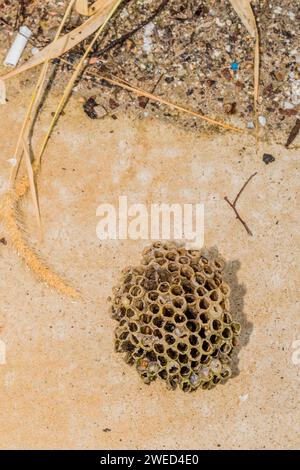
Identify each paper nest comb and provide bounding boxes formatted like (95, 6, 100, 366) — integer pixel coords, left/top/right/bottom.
(110, 242, 241, 392)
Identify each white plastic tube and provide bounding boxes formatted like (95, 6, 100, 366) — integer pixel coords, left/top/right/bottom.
(4, 26, 32, 67)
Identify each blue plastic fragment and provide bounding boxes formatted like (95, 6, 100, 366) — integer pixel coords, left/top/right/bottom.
(231, 62, 239, 71)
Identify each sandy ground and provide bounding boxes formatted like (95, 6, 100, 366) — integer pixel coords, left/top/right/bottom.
(0, 80, 299, 450)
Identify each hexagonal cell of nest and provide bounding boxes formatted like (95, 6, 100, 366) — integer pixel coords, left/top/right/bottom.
(109, 242, 241, 392)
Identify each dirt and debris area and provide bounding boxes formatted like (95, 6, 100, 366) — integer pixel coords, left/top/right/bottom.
(0, 0, 299, 137)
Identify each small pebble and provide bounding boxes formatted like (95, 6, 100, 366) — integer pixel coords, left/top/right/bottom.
(283, 101, 294, 110)
(7, 157, 17, 166)
(263, 153, 275, 165)
(94, 105, 107, 119)
(215, 18, 224, 27)
(247, 121, 255, 129)
(259, 116, 266, 126)
(239, 394, 249, 402)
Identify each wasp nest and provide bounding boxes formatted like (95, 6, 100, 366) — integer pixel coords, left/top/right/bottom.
(110, 242, 241, 392)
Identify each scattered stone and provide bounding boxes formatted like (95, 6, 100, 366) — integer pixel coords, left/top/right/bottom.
(222, 68, 232, 80)
(89, 57, 98, 65)
(109, 98, 119, 110)
(224, 102, 237, 114)
(263, 153, 275, 165)
(259, 116, 267, 126)
(138, 96, 149, 108)
(283, 101, 294, 110)
(94, 105, 107, 119)
(247, 121, 255, 129)
(0, 237, 7, 245)
(0, 0, 298, 137)
(83, 97, 98, 119)
(239, 393, 249, 402)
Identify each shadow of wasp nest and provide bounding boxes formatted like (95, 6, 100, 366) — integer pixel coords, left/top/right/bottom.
(109, 242, 242, 392)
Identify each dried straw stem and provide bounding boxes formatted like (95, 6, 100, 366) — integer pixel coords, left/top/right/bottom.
(0, 169, 80, 299)
(36, 0, 124, 165)
(1, 0, 80, 299)
(0, 0, 123, 299)
(9, 0, 77, 237)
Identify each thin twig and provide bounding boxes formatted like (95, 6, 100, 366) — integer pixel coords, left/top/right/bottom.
(138, 73, 164, 109)
(89, 71, 245, 133)
(233, 171, 257, 206)
(59, 56, 244, 133)
(224, 172, 257, 236)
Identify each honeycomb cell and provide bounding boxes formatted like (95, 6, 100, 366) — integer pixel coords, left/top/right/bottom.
(146, 291, 159, 302)
(109, 242, 241, 391)
(172, 296, 186, 309)
(162, 305, 175, 317)
(178, 256, 190, 264)
(185, 294, 197, 305)
(212, 319, 222, 331)
(168, 262, 179, 272)
(177, 342, 188, 353)
(158, 282, 170, 293)
(170, 285, 183, 296)
(165, 334, 176, 345)
(184, 306, 197, 320)
(149, 303, 160, 314)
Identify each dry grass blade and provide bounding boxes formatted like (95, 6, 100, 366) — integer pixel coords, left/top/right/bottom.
(254, 29, 260, 108)
(0, 0, 123, 299)
(76, 0, 105, 16)
(0, 79, 6, 104)
(0, 0, 81, 299)
(76, 0, 89, 15)
(229, 0, 256, 37)
(229, 1, 259, 143)
(8, 0, 77, 241)
(9, 0, 77, 187)
(36, 0, 124, 165)
(0, 188, 80, 299)
(22, 137, 41, 231)
(1, 0, 115, 81)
